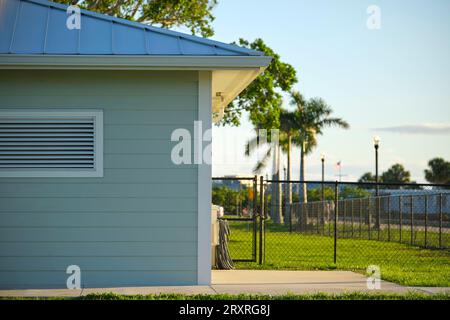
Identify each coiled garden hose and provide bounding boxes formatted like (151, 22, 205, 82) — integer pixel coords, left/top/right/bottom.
(215, 219, 234, 270)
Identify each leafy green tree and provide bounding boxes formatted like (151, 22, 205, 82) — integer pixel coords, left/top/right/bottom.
(308, 187, 335, 201)
(340, 186, 371, 199)
(212, 186, 250, 216)
(424, 157, 450, 184)
(307, 186, 369, 202)
(358, 172, 376, 183)
(358, 172, 376, 189)
(381, 164, 411, 183)
(220, 39, 297, 127)
(381, 164, 412, 187)
(57, 0, 217, 37)
(240, 44, 296, 223)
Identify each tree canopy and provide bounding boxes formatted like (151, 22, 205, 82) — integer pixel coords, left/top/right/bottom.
(57, 0, 218, 37)
(358, 172, 376, 184)
(358, 164, 418, 189)
(219, 38, 298, 127)
(424, 157, 450, 184)
(381, 164, 411, 184)
(288, 91, 349, 155)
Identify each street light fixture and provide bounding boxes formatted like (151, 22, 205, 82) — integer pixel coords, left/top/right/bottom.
(373, 136, 380, 148)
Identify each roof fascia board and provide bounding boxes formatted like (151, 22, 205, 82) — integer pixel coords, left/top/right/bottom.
(0, 55, 272, 70)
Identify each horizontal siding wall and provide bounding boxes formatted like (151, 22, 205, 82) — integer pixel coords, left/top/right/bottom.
(0, 70, 199, 288)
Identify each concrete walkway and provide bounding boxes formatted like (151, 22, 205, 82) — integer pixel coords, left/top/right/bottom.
(0, 270, 448, 298)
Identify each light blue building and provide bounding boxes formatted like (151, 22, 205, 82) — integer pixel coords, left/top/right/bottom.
(0, 0, 271, 289)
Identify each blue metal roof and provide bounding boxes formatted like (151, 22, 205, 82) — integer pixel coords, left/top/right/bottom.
(0, 0, 264, 56)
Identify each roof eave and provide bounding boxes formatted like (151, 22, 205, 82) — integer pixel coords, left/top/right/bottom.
(0, 54, 272, 70)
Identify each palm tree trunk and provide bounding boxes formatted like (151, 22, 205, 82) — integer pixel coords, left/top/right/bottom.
(276, 144, 283, 224)
(270, 145, 277, 222)
(299, 141, 308, 203)
(270, 144, 283, 223)
(284, 135, 292, 226)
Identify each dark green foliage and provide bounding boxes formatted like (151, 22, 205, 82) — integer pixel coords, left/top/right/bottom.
(220, 39, 297, 127)
(212, 186, 251, 215)
(381, 164, 411, 184)
(425, 157, 450, 184)
(307, 187, 370, 201)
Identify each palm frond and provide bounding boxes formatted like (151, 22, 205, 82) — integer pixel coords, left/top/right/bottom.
(253, 147, 272, 174)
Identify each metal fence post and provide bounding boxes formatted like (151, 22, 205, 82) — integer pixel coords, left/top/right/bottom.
(334, 181, 338, 264)
(359, 198, 362, 237)
(343, 201, 346, 238)
(368, 198, 371, 240)
(377, 196, 381, 241)
(424, 195, 428, 248)
(399, 195, 403, 243)
(328, 201, 332, 236)
(410, 195, 414, 246)
(387, 196, 391, 242)
(316, 202, 320, 234)
(259, 176, 264, 265)
(439, 193, 443, 249)
(351, 199, 354, 238)
(253, 175, 258, 261)
(289, 201, 293, 233)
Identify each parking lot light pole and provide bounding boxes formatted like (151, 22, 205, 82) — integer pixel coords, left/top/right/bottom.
(373, 136, 380, 196)
(374, 136, 380, 230)
(321, 153, 325, 202)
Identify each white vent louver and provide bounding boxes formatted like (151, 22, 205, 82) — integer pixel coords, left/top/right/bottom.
(0, 111, 103, 177)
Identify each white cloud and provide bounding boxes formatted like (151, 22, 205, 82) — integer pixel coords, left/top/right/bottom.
(372, 123, 450, 135)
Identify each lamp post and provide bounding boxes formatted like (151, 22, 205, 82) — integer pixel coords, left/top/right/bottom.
(320, 153, 325, 202)
(320, 153, 325, 230)
(373, 136, 380, 231)
(373, 136, 380, 196)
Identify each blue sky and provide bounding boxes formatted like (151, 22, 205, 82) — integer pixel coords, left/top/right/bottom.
(208, 0, 450, 182)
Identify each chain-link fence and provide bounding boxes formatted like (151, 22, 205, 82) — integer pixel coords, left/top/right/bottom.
(212, 177, 258, 262)
(212, 177, 450, 285)
(260, 179, 450, 286)
(291, 188, 450, 249)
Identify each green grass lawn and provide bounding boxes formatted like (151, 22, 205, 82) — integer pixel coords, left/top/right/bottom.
(226, 220, 450, 287)
(3, 292, 450, 300)
(314, 221, 450, 249)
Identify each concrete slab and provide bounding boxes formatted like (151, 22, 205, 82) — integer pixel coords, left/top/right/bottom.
(212, 270, 367, 284)
(0, 270, 447, 298)
(211, 270, 411, 295)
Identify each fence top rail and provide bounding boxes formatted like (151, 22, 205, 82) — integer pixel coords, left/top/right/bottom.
(264, 179, 450, 188)
(291, 192, 449, 205)
(213, 176, 256, 181)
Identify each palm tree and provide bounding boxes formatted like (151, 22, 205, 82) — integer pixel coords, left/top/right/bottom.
(289, 91, 350, 203)
(279, 109, 300, 226)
